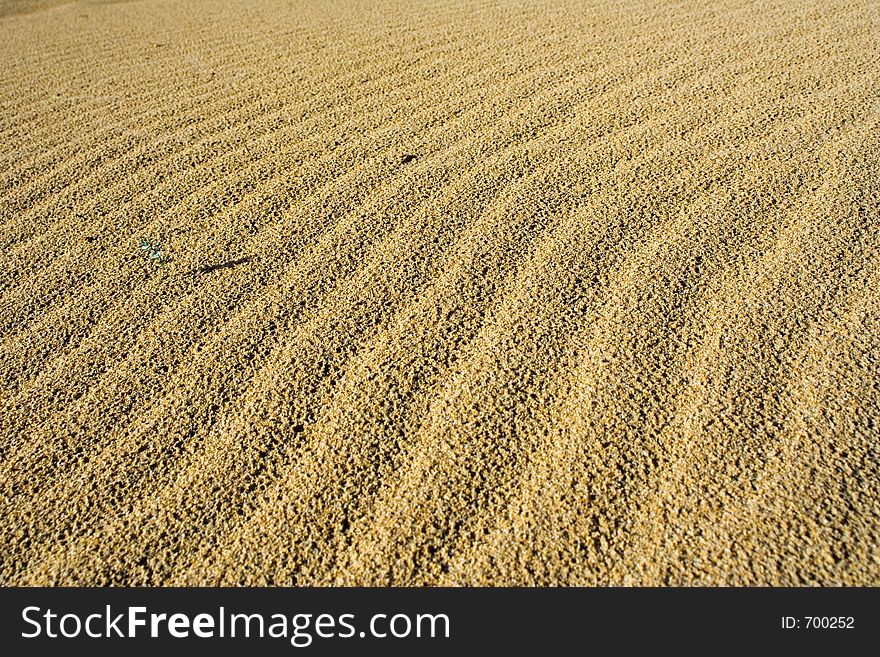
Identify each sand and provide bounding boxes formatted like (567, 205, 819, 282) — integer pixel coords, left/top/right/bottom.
(1, 0, 879, 586)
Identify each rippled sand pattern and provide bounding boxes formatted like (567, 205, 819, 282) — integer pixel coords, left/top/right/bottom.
(1, 0, 879, 585)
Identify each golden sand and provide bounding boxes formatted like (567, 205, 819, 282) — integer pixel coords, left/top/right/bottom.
(1, 0, 879, 585)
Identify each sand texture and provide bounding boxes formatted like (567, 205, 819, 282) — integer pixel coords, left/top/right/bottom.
(1, 0, 879, 586)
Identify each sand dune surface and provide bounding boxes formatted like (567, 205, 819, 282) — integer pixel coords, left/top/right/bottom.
(1, 0, 879, 585)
